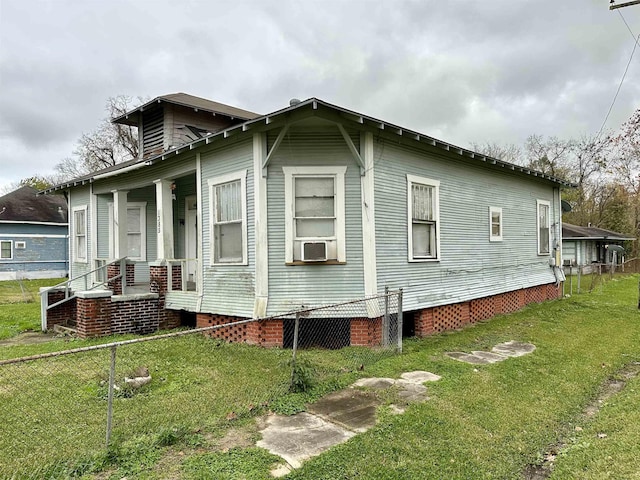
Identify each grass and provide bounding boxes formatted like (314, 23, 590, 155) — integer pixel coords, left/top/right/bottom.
(0, 275, 638, 478)
(0, 277, 65, 339)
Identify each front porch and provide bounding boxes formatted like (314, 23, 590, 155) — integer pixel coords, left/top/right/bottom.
(41, 258, 197, 337)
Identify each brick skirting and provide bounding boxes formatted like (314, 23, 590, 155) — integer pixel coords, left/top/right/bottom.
(44, 281, 562, 342)
(414, 282, 562, 337)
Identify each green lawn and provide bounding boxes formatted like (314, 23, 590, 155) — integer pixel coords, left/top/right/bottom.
(0, 275, 638, 479)
(0, 277, 65, 339)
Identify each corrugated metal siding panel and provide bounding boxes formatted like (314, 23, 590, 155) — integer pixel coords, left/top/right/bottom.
(374, 140, 559, 312)
(266, 127, 365, 315)
(199, 138, 256, 317)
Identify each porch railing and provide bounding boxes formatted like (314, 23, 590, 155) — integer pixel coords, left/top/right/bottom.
(39, 257, 127, 331)
(167, 258, 198, 292)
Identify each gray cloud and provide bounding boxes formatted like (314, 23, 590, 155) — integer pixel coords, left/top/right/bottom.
(1, 0, 638, 190)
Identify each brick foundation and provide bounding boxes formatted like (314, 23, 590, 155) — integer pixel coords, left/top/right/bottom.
(150, 264, 181, 330)
(42, 288, 77, 330)
(414, 282, 563, 337)
(76, 292, 112, 337)
(111, 295, 159, 335)
(196, 313, 284, 347)
(350, 317, 383, 347)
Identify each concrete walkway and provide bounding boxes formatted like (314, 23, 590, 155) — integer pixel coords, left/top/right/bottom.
(257, 371, 441, 476)
(445, 340, 536, 365)
(257, 340, 535, 476)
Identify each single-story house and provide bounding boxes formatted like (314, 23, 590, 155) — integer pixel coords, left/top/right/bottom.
(0, 186, 68, 280)
(562, 222, 635, 273)
(41, 93, 572, 342)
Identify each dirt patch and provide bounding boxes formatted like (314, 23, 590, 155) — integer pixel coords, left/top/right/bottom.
(524, 362, 640, 479)
(0, 331, 59, 347)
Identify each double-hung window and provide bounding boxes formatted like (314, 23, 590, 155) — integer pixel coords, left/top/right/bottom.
(108, 202, 147, 260)
(0, 240, 12, 259)
(489, 206, 503, 242)
(537, 200, 551, 255)
(407, 175, 440, 261)
(283, 166, 347, 263)
(208, 170, 247, 265)
(73, 206, 88, 263)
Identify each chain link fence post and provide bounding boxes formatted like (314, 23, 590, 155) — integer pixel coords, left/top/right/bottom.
(397, 288, 403, 353)
(290, 312, 301, 391)
(106, 345, 116, 448)
(383, 286, 390, 347)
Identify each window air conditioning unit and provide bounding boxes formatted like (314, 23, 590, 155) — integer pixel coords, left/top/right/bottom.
(301, 241, 327, 262)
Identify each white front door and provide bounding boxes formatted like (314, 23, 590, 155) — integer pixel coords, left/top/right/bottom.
(185, 196, 198, 289)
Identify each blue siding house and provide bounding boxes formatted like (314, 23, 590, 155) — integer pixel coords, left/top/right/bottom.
(0, 186, 68, 280)
(42, 94, 572, 340)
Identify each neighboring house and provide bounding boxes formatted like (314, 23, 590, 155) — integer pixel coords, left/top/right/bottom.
(42, 93, 572, 341)
(562, 223, 635, 273)
(0, 186, 68, 280)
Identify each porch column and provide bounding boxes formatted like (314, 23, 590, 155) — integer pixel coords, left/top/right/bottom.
(112, 189, 129, 259)
(154, 179, 174, 260)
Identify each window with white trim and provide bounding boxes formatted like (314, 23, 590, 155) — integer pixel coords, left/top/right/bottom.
(407, 175, 440, 261)
(489, 206, 503, 242)
(208, 170, 248, 265)
(537, 200, 551, 255)
(73, 206, 88, 262)
(283, 166, 347, 263)
(108, 202, 147, 261)
(0, 240, 12, 259)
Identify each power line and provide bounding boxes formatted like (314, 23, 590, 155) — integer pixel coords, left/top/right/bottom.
(596, 13, 640, 139)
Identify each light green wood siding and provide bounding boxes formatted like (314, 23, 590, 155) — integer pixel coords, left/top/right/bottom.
(374, 139, 561, 312)
(199, 138, 255, 316)
(96, 194, 111, 258)
(266, 127, 365, 314)
(69, 185, 91, 290)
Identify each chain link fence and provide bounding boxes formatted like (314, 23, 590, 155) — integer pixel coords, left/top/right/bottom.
(0, 289, 402, 478)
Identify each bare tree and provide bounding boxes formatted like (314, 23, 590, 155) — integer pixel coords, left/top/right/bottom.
(524, 134, 574, 178)
(54, 95, 141, 181)
(469, 141, 524, 165)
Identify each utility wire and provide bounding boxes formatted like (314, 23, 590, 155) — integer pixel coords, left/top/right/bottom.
(618, 9, 640, 43)
(596, 12, 639, 139)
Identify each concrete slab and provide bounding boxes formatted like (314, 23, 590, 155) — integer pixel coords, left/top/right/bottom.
(395, 380, 429, 402)
(400, 371, 442, 383)
(307, 389, 380, 432)
(492, 341, 536, 357)
(256, 412, 355, 469)
(471, 351, 507, 363)
(445, 351, 493, 364)
(351, 377, 397, 389)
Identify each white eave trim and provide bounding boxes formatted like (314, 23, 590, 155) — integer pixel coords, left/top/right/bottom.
(46, 98, 575, 194)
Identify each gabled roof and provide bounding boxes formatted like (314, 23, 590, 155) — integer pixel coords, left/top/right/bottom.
(0, 186, 67, 224)
(44, 96, 576, 193)
(112, 92, 261, 126)
(562, 223, 635, 241)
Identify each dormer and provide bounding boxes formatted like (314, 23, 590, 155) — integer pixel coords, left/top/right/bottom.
(112, 93, 261, 159)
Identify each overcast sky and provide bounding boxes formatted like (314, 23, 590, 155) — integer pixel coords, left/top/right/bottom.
(1, 0, 639, 192)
